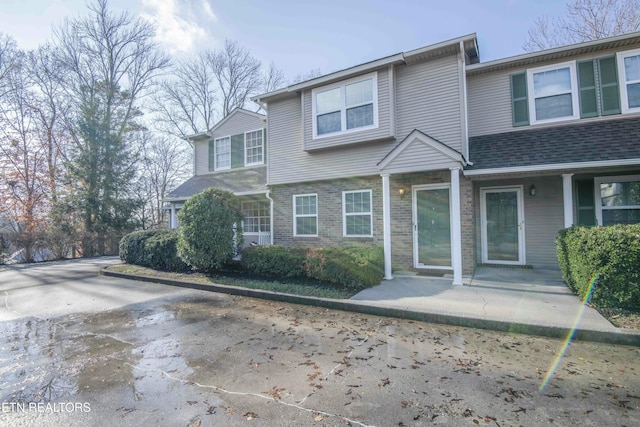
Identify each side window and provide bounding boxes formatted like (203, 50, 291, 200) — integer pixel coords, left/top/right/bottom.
(293, 194, 318, 237)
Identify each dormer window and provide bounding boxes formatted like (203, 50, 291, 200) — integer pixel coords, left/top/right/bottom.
(312, 72, 378, 138)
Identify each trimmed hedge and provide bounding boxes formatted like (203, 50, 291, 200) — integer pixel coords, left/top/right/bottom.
(242, 245, 384, 290)
(119, 229, 189, 272)
(556, 224, 640, 309)
(240, 245, 306, 278)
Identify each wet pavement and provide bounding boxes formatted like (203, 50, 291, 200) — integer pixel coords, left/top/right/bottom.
(1, 259, 640, 426)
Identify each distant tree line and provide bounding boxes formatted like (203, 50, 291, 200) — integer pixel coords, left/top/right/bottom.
(0, 0, 287, 261)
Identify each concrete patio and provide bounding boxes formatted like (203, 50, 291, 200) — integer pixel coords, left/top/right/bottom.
(350, 267, 617, 333)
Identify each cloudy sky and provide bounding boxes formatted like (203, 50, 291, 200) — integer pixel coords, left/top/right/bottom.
(1, 0, 567, 81)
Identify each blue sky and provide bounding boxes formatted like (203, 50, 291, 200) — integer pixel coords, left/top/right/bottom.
(0, 0, 567, 81)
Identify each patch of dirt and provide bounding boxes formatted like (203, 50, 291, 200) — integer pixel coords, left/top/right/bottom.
(597, 307, 640, 331)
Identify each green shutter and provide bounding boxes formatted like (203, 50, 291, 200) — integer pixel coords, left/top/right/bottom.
(510, 73, 529, 126)
(578, 60, 598, 118)
(598, 56, 621, 115)
(576, 180, 596, 226)
(208, 140, 215, 171)
(231, 134, 245, 169)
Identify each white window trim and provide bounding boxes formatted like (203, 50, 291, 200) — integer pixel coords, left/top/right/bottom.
(594, 174, 640, 225)
(617, 48, 640, 114)
(526, 60, 580, 125)
(342, 190, 373, 237)
(293, 193, 318, 237)
(311, 71, 379, 139)
(214, 136, 231, 171)
(244, 128, 264, 167)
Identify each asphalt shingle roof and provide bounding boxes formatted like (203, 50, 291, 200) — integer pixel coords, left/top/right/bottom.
(166, 166, 267, 200)
(467, 117, 640, 170)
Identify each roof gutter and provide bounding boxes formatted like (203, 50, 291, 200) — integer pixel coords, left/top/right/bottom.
(464, 158, 640, 176)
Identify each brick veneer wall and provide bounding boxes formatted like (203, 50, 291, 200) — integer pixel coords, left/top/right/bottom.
(270, 171, 476, 275)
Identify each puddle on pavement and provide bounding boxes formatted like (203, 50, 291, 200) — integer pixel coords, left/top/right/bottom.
(0, 294, 638, 426)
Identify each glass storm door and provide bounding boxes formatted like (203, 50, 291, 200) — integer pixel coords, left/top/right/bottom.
(413, 185, 452, 269)
(481, 187, 525, 265)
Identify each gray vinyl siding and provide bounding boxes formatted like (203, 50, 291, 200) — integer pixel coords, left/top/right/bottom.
(268, 96, 397, 185)
(302, 68, 392, 151)
(382, 142, 460, 174)
(194, 110, 265, 176)
(467, 45, 639, 138)
(395, 55, 463, 152)
(194, 140, 209, 176)
(211, 111, 265, 140)
(474, 176, 563, 269)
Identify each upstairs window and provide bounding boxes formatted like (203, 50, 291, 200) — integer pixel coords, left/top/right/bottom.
(527, 61, 579, 124)
(214, 136, 230, 170)
(312, 72, 378, 138)
(245, 129, 264, 165)
(618, 48, 640, 113)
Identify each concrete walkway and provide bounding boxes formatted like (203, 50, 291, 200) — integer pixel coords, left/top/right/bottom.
(351, 267, 617, 334)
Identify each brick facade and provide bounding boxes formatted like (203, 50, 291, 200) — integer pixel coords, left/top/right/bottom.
(271, 171, 477, 276)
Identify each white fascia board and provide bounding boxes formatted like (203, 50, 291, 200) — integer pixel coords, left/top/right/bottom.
(463, 158, 640, 176)
(467, 31, 640, 74)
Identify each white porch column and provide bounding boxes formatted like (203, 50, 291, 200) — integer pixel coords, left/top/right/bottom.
(562, 173, 574, 228)
(170, 205, 176, 229)
(381, 174, 393, 280)
(450, 167, 463, 286)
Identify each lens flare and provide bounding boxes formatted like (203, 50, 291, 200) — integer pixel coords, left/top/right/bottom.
(538, 273, 598, 392)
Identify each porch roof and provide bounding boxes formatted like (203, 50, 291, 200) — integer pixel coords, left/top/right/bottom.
(467, 117, 640, 173)
(378, 129, 466, 174)
(164, 166, 267, 202)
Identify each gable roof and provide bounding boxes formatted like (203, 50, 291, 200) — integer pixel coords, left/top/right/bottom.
(185, 108, 265, 141)
(378, 129, 466, 174)
(466, 117, 640, 173)
(164, 166, 267, 201)
(253, 34, 478, 103)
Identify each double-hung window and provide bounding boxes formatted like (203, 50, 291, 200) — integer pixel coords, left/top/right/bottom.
(313, 72, 377, 137)
(617, 48, 640, 113)
(595, 175, 640, 226)
(245, 129, 264, 166)
(214, 136, 230, 170)
(343, 190, 372, 237)
(242, 200, 270, 233)
(527, 61, 579, 124)
(293, 194, 318, 236)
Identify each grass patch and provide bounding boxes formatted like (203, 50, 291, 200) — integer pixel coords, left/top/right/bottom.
(106, 263, 360, 299)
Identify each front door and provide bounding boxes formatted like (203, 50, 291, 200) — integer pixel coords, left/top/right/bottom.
(480, 186, 525, 265)
(413, 184, 452, 269)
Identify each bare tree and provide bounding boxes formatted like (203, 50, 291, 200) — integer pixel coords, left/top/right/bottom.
(136, 131, 191, 229)
(524, 0, 640, 51)
(0, 51, 50, 262)
(290, 68, 322, 84)
(150, 39, 284, 137)
(209, 39, 262, 116)
(151, 54, 218, 139)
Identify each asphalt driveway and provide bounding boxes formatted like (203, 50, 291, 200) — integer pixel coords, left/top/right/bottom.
(1, 258, 639, 426)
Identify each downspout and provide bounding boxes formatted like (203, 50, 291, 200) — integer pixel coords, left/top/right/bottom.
(459, 41, 470, 161)
(266, 191, 274, 245)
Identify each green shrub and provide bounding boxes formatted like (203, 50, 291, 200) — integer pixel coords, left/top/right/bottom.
(304, 246, 384, 290)
(177, 188, 243, 273)
(119, 229, 189, 272)
(241, 245, 384, 290)
(241, 245, 306, 278)
(556, 224, 640, 309)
